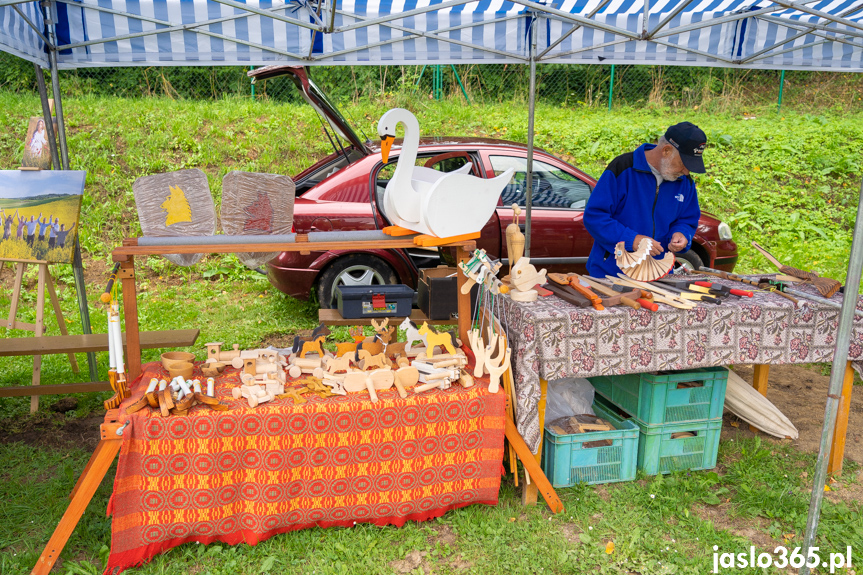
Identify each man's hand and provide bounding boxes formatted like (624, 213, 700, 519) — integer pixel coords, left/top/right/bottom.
(667, 232, 688, 253)
(632, 234, 663, 256)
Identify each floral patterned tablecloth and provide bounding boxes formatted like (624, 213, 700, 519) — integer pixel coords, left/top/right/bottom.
(498, 276, 863, 453)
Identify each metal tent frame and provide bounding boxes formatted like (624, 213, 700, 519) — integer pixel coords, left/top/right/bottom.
(2, 0, 862, 565)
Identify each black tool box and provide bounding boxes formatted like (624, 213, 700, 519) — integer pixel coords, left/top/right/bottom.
(335, 284, 414, 318)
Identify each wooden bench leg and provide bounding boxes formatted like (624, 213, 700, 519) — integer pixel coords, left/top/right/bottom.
(31, 439, 121, 575)
(522, 377, 548, 506)
(828, 361, 855, 475)
(749, 364, 770, 433)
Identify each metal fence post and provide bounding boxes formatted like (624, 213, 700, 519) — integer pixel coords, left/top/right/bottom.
(608, 64, 615, 111)
(777, 69, 785, 112)
(250, 66, 255, 98)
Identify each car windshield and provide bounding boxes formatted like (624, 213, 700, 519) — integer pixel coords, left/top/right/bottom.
(489, 156, 592, 210)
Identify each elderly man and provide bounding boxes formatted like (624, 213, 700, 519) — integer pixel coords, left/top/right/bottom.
(584, 122, 706, 278)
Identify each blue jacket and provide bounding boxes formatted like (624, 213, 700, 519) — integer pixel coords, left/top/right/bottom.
(584, 143, 701, 278)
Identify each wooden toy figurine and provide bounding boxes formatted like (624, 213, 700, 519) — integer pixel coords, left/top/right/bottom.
(356, 350, 390, 371)
(335, 341, 358, 357)
(206, 342, 241, 362)
(299, 335, 327, 359)
(343, 369, 394, 403)
(506, 203, 525, 276)
(399, 317, 427, 353)
(417, 322, 458, 358)
(371, 318, 396, 344)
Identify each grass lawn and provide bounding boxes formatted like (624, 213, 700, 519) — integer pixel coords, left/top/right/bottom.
(1, 91, 862, 574)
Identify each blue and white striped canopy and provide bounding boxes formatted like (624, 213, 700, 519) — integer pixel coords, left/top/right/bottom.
(2, 0, 863, 70)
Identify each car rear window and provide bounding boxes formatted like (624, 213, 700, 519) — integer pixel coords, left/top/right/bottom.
(490, 156, 592, 210)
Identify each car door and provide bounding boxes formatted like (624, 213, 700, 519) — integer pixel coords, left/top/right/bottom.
(481, 151, 593, 274)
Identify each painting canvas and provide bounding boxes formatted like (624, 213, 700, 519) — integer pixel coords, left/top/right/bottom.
(21, 117, 56, 170)
(0, 170, 86, 263)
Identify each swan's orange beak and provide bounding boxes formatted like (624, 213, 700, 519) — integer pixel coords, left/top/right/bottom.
(380, 135, 394, 164)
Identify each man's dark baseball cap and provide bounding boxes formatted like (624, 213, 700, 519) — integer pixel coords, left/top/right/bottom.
(665, 122, 707, 173)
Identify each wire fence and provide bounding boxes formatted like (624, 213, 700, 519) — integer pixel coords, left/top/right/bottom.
(2, 52, 863, 112)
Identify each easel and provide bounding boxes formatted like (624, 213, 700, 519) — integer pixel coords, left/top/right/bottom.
(3, 257, 80, 412)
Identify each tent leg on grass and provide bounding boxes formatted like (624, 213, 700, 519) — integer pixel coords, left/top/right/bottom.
(801, 180, 863, 574)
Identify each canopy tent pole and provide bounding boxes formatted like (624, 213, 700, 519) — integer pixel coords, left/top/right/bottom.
(33, 64, 60, 171)
(524, 14, 537, 257)
(41, 0, 98, 382)
(800, 181, 863, 574)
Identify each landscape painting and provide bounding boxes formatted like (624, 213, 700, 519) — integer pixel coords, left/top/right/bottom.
(0, 170, 86, 263)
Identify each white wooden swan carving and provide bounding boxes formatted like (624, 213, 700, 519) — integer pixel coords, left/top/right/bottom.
(377, 108, 515, 245)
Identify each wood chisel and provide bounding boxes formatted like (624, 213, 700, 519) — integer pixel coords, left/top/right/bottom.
(652, 282, 722, 304)
(657, 279, 730, 299)
(690, 281, 753, 298)
(588, 276, 658, 309)
(609, 275, 697, 309)
(573, 274, 650, 311)
(548, 273, 604, 311)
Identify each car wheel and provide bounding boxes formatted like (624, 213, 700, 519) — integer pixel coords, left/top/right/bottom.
(674, 249, 704, 272)
(317, 255, 399, 309)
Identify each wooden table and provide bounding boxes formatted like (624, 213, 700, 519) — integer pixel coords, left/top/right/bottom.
(110, 236, 477, 382)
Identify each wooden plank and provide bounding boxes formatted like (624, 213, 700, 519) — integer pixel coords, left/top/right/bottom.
(0, 381, 112, 398)
(112, 238, 478, 259)
(45, 267, 80, 373)
(121, 260, 141, 380)
(504, 413, 564, 514)
(31, 264, 46, 413)
(0, 329, 199, 357)
(522, 377, 549, 506)
(6, 262, 25, 330)
(31, 439, 122, 575)
(456, 246, 471, 347)
(318, 308, 453, 326)
(828, 361, 855, 475)
(749, 364, 770, 433)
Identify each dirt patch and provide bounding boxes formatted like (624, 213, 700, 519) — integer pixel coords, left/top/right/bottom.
(693, 504, 783, 552)
(0, 411, 103, 452)
(558, 523, 582, 545)
(428, 524, 458, 547)
(727, 365, 863, 465)
(390, 550, 431, 574)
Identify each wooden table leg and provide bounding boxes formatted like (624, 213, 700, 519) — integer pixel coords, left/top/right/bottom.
(828, 361, 855, 475)
(119, 259, 141, 381)
(31, 438, 122, 575)
(456, 246, 470, 347)
(749, 364, 770, 433)
(522, 377, 548, 506)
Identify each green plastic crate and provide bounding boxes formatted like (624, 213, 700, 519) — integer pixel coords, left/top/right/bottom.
(540, 400, 638, 487)
(634, 417, 722, 475)
(588, 367, 728, 426)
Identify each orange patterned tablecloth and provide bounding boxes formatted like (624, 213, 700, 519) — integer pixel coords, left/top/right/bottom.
(104, 361, 506, 575)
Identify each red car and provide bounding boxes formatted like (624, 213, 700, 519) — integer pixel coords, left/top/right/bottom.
(255, 66, 738, 308)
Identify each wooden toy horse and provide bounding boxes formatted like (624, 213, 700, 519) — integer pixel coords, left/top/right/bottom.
(399, 317, 427, 353)
(292, 322, 330, 354)
(325, 354, 353, 374)
(418, 322, 458, 358)
(299, 335, 326, 358)
(356, 350, 389, 371)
